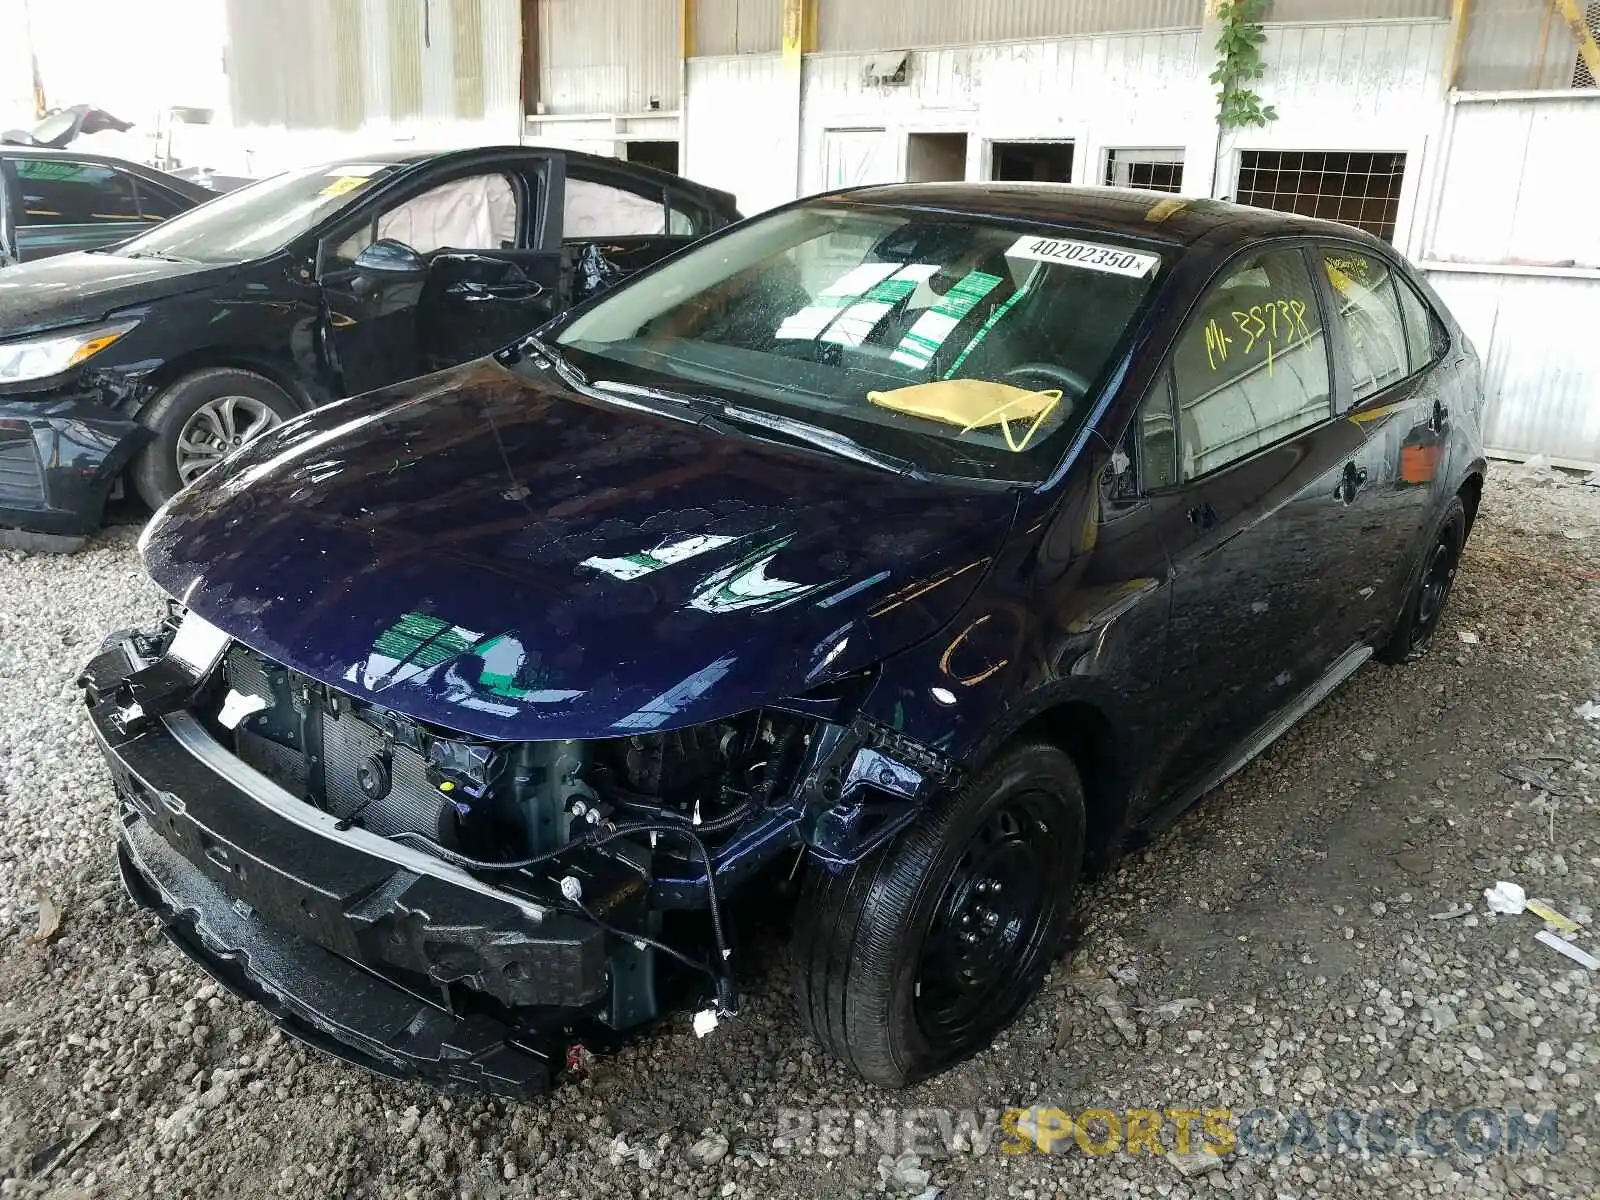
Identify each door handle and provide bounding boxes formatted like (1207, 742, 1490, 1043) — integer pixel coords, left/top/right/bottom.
(1334, 461, 1369, 505)
(1186, 501, 1218, 531)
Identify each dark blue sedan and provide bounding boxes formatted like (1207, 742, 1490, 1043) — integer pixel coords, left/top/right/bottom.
(81, 184, 1486, 1096)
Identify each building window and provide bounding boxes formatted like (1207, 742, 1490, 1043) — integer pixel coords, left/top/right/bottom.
(1235, 150, 1406, 242)
(1105, 148, 1184, 193)
(990, 141, 1074, 183)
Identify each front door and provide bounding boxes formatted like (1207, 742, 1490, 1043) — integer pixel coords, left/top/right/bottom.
(319, 163, 554, 395)
(1153, 244, 1372, 797)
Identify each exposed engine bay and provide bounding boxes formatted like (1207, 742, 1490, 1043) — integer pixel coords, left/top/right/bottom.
(88, 606, 957, 1084)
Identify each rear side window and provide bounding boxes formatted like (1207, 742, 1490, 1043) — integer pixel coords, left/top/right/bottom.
(134, 180, 193, 221)
(1395, 274, 1448, 371)
(13, 158, 141, 226)
(1320, 247, 1408, 401)
(1171, 247, 1333, 479)
(564, 176, 667, 237)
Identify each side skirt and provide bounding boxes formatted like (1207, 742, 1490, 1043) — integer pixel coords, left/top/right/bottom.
(1133, 642, 1374, 837)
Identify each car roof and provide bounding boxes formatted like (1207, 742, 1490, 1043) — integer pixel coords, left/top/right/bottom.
(300, 146, 741, 215)
(830, 182, 1389, 251)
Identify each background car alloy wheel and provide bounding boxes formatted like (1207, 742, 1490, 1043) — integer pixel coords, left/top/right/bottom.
(175, 395, 284, 486)
(133, 367, 301, 510)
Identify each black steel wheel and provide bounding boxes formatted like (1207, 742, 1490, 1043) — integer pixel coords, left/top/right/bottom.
(789, 741, 1085, 1088)
(1378, 495, 1468, 665)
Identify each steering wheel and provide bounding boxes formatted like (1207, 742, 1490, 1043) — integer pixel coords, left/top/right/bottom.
(1002, 362, 1092, 401)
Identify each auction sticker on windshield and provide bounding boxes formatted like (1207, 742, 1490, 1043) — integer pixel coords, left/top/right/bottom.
(1007, 235, 1160, 278)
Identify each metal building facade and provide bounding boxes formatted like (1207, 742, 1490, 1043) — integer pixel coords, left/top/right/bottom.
(223, 0, 521, 173)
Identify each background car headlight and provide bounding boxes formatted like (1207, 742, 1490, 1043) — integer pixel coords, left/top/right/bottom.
(0, 321, 138, 385)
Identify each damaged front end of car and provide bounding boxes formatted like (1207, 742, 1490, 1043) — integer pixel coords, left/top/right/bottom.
(81, 605, 958, 1098)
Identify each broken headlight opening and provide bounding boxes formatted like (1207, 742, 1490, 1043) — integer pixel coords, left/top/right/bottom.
(85, 613, 956, 1090)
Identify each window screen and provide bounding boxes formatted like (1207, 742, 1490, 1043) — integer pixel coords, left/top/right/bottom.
(1105, 149, 1184, 194)
(1235, 151, 1405, 242)
(1320, 247, 1407, 401)
(1172, 248, 1332, 479)
(14, 158, 142, 226)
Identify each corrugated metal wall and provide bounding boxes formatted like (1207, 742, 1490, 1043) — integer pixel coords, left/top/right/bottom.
(813, 0, 1202, 54)
(225, 0, 520, 135)
(1421, 95, 1600, 466)
(693, 0, 781, 55)
(1457, 0, 1589, 90)
(536, 0, 681, 113)
(684, 53, 793, 211)
(1265, 0, 1448, 21)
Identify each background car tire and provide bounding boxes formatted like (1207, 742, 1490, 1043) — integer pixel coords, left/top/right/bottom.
(789, 740, 1085, 1089)
(132, 368, 299, 510)
(1377, 495, 1468, 665)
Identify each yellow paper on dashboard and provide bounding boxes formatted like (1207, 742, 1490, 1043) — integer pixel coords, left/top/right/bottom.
(867, 379, 1062, 451)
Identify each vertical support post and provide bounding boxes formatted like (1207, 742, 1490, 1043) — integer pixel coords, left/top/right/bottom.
(679, 0, 693, 168)
(1442, 0, 1472, 92)
(780, 0, 815, 201)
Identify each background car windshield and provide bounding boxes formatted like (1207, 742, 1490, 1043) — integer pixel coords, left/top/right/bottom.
(108, 161, 403, 264)
(555, 202, 1162, 481)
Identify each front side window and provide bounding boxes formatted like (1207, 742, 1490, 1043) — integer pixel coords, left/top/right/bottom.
(330, 172, 520, 265)
(1171, 247, 1332, 479)
(13, 158, 140, 226)
(1320, 246, 1408, 401)
(134, 180, 193, 222)
(555, 203, 1163, 481)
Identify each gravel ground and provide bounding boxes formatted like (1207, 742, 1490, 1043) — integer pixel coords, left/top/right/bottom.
(3, 465, 1600, 1200)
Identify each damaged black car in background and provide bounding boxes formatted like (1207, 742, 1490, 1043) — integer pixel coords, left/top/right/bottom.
(82, 184, 1486, 1096)
(0, 145, 738, 550)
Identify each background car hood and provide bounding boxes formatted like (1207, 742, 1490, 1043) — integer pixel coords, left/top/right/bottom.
(142, 359, 1019, 741)
(0, 252, 232, 336)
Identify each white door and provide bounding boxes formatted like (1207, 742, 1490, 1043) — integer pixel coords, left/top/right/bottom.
(822, 128, 898, 189)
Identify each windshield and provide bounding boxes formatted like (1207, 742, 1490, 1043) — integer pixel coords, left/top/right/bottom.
(106, 160, 405, 264)
(554, 201, 1163, 481)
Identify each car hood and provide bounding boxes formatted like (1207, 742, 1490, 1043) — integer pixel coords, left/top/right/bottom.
(141, 359, 1019, 741)
(0, 251, 232, 336)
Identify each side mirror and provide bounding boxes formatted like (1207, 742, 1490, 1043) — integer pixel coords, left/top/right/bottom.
(353, 238, 427, 279)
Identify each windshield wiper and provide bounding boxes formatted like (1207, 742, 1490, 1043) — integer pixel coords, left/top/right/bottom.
(523, 334, 589, 388)
(718, 404, 923, 477)
(120, 249, 200, 264)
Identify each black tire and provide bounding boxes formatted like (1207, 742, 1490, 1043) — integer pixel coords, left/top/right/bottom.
(132, 368, 299, 510)
(1377, 495, 1468, 665)
(789, 741, 1085, 1089)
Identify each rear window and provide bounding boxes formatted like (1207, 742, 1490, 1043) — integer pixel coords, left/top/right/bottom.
(556, 203, 1164, 481)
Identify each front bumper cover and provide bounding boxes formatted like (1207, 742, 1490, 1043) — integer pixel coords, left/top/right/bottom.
(0, 390, 146, 539)
(82, 640, 610, 1097)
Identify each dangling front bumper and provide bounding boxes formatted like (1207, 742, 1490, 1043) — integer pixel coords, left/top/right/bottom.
(81, 635, 612, 1098)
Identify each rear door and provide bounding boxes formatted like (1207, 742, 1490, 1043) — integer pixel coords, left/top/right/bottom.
(318, 153, 565, 394)
(1313, 240, 1446, 639)
(1152, 243, 1373, 797)
(561, 161, 711, 304)
(8, 156, 156, 259)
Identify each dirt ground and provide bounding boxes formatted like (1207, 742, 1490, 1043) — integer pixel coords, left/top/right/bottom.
(2, 465, 1598, 1199)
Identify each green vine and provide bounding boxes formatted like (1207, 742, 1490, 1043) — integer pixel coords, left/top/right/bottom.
(1211, 0, 1278, 129)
